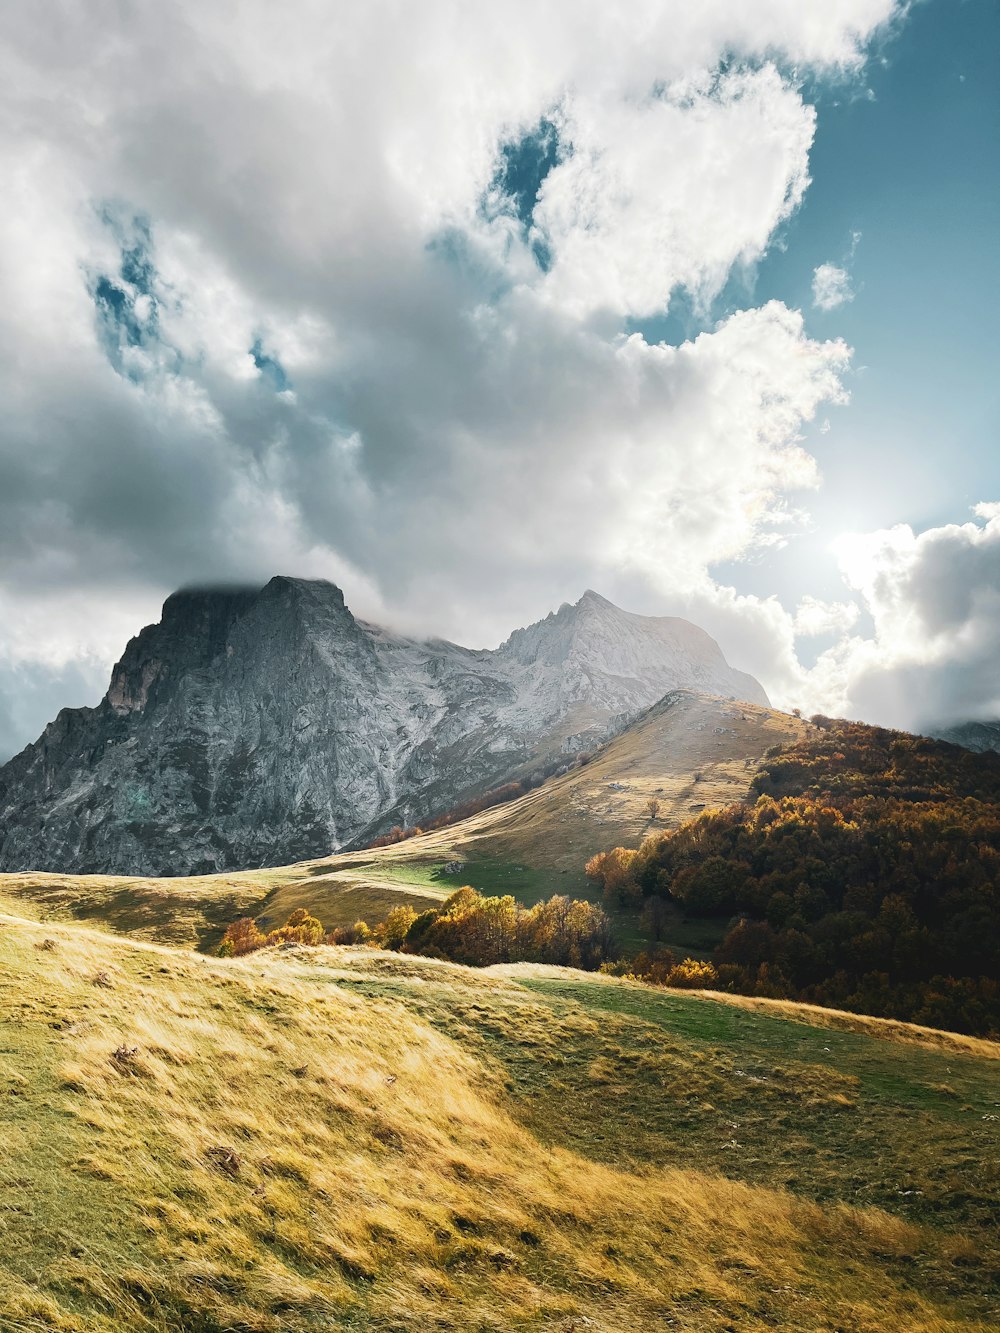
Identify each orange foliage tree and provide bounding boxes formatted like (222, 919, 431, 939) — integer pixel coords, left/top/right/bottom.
(583, 720, 1000, 1035)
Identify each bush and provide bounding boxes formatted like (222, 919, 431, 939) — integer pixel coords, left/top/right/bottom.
(218, 908, 325, 956)
(327, 920, 371, 945)
(218, 916, 265, 957)
(374, 905, 419, 950)
(664, 957, 719, 989)
(601, 947, 676, 985)
(585, 847, 639, 907)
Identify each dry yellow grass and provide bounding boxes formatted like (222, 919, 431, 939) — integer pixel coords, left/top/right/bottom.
(460, 691, 808, 873)
(0, 862, 444, 952)
(1, 906, 996, 1331)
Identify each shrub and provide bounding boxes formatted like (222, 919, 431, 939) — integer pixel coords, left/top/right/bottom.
(218, 916, 265, 957)
(218, 908, 325, 956)
(375, 905, 419, 950)
(601, 947, 676, 985)
(664, 957, 719, 989)
(327, 920, 371, 945)
(218, 890, 617, 973)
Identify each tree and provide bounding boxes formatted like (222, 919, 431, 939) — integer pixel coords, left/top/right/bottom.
(218, 917, 265, 957)
(664, 957, 718, 989)
(585, 846, 639, 907)
(376, 905, 419, 950)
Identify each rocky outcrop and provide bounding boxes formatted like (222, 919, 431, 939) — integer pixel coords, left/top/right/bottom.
(0, 577, 768, 874)
(927, 720, 1000, 754)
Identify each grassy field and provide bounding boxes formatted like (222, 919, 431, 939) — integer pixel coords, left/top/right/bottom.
(0, 861, 448, 954)
(1, 898, 997, 1331)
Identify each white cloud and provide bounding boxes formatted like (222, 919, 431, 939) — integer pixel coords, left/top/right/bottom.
(0, 0, 903, 754)
(812, 228, 862, 311)
(793, 594, 860, 637)
(812, 261, 854, 311)
(688, 506, 1000, 732)
(829, 506, 1000, 727)
(535, 65, 815, 319)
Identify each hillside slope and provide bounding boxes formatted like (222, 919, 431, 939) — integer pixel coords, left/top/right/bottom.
(605, 718, 1000, 1034)
(931, 719, 1000, 753)
(1, 904, 997, 1331)
(0, 692, 804, 952)
(455, 690, 807, 874)
(0, 581, 767, 877)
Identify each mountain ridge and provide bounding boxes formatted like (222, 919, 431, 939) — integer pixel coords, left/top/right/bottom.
(0, 577, 768, 876)
(928, 718, 1000, 753)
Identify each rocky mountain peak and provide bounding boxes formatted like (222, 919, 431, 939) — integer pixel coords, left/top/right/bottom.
(107, 585, 261, 714)
(0, 579, 769, 875)
(576, 588, 614, 609)
(927, 719, 1000, 754)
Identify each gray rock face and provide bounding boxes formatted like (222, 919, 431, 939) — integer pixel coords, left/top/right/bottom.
(0, 577, 768, 875)
(927, 720, 1000, 754)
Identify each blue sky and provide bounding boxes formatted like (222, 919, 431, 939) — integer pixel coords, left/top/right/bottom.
(686, 0, 1000, 608)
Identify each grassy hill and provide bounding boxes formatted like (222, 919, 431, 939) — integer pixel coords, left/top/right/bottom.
(0, 692, 804, 957)
(1, 898, 998, 1331)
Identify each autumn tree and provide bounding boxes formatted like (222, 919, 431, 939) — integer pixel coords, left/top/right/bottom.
(218, 917, 265, 957)
(580, 718, 1000, 1034)
(585, 846, 639, 907)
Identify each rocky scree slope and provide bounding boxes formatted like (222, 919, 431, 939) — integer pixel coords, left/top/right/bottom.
(0, 578, 767, 875)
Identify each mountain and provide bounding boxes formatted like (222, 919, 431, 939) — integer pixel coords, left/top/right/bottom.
(928, 719, 1000, 753)
(0, 690, 800, 952)
(493, 588, 767, 738)
(0, 578, 767, 876)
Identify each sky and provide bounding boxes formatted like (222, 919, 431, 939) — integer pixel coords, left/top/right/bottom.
(0, 0, 998, 758)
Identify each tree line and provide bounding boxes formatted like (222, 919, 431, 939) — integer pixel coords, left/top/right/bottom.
(219, 887, 615, 971)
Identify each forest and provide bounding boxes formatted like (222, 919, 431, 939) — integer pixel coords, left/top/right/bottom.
(587, 720, 1000, 1036)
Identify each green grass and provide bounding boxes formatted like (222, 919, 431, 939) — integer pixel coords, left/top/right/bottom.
(447, 859, 584, 906)
(332, 854, 583, 907)
(518, 976, 1000, 1201)
(309, 858, 450, 891)
(2, 908, 999, 1330)
(324, 965, 1000, 1310)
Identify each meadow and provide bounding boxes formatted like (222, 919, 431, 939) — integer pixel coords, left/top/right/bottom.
(1, 895, 997, 1331)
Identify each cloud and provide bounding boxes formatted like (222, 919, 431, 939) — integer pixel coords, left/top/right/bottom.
(812, 228, 862, 311)
(0, 0, 902, 756)
(794, 594, 861, 638)
(829, 506, 1000, 728)
(686, 506, 1000, 733)
(812, 262, 854, 311)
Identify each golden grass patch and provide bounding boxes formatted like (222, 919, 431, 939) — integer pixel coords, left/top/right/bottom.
(1, 910, 996, 1331)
